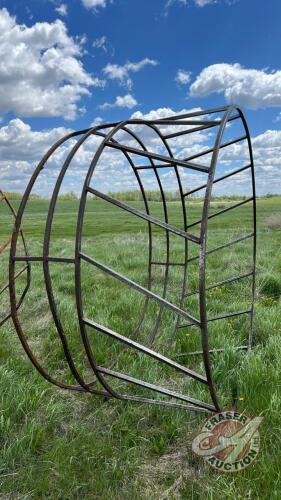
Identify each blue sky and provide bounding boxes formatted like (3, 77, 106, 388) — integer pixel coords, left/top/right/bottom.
(0, 0, 281, 195)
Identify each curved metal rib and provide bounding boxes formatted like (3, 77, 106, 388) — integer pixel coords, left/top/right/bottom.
(9, 128, 110, 395)
(197, 105, 256, 411)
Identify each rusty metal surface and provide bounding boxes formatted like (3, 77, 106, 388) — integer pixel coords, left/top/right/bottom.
(9, 105, 256, 412)
(0, 191, 30, 327)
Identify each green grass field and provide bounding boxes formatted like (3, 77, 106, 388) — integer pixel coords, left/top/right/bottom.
(0, 196, 281, 499)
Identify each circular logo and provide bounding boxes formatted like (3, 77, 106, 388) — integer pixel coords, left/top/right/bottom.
(192, 411, 263, 472)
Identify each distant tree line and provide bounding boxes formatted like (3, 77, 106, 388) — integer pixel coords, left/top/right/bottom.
(2, 192, 40, 201)
(3, 190, 281, 202)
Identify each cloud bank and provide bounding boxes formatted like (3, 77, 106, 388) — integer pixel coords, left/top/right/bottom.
(0, 8, 103, 120)
(190, 63, 281, 109)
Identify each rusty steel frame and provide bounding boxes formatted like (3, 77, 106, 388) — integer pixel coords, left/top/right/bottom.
(0, 191, 31, 327)
(9, 105, 256, 413)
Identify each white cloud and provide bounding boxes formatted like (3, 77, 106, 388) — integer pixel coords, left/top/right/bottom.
(190, 63, 281, 109)
(0, 118, 72, 193)
(93, 35, 107, 51)
(81, 0, 108, 11)
(99, 94, 138, 110)
(0, 8, 104, 120)
(103, 58, 158, 89)
(175, 69, 191, 85)
(194, 0, 216, 6)
(130, 106, 203, 124)
(91, 116, 103, 126)
(0, 118, 72, 161)
(55, 4, 68, 16)
(253, 129, 281, 149)
(165, 0, 187, 11)
(219, 129, 281, 164)
(0, 117, 123, 194)
(164, 0, 229, 12)
(0, 109, 209, 195)
(93, 35, 115, 56)
(217, 128, 281, 194)
(130, 106, 208, 144)
(1, 112, 280, 196)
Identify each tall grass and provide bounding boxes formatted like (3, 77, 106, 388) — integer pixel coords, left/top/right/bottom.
(0, 197, 280, 498)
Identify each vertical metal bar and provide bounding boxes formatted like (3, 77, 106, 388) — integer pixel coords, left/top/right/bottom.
(197, 106, 238, 412)
(237, 110, 257, 349)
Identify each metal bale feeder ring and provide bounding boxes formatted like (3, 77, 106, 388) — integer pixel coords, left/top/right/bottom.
(9, 105, 256, 413)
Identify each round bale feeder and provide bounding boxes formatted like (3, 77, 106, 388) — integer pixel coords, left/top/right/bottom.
(9, 105, 256, 413)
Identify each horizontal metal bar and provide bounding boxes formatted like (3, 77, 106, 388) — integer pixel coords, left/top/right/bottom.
(83, 318, 207, 384)
(184, 135, 247, 163)
(93, 130, 208, 176)
(92, 130, 108, 139)
(163, 113, 240, 140)
(87, 187, 200, 244)
(134, 164, 180, 170)
(91, 108, 235, 135)
(185, 271, 253, 297)
(94, 126, 218, 170)
(146, 119, 220, 126)
(175, 346, 248, 356)
(154, 105, 231, 121)
(103, 140, 209, 173)
(0, 238, 11, 254)
(186, 233, 254, 263)
(119, 394, 211, 412)
(14, 256, 75, 263)
(151, 261, 186, 267)
(186, 197, 254, 229)
(207, 309, 252, 322)
(163, 123, 218, 140)
(179, 309, 251, 328)
(97, 366, 215, 411)
(184, 164, 251, 197)
(0, 265, 29, 296)
(80, 252, 200, 326)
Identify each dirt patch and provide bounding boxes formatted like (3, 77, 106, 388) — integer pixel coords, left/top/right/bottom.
(136, 446, 206, 499)
(266, 214, 281, 230)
